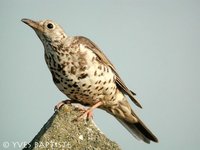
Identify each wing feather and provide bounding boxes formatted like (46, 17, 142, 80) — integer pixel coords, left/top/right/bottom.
(75, 36, 142, 108)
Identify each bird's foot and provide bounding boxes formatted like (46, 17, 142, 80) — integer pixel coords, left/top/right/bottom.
(76, 101, 103, 121)
(77, 108, 94, 121)
(54, 99, 72, 111)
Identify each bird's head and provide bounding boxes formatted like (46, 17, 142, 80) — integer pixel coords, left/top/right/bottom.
(21, 18, 67, 45)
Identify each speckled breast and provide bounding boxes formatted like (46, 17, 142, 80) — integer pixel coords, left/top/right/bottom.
(45, 44, 117, 105)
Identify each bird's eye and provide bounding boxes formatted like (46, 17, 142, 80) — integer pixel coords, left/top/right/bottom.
(47, 23, 54, 29)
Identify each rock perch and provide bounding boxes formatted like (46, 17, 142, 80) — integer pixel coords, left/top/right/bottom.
(23, 104, 121, 150)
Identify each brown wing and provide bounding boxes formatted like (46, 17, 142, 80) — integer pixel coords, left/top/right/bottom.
(75, 36, 142, 108)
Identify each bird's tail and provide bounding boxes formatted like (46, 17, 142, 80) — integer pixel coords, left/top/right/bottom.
(116, 110, 158, 143)
(105, 92, 158, 143)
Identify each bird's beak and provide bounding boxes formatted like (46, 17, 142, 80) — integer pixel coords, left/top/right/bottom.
(21, 18, 43, 32)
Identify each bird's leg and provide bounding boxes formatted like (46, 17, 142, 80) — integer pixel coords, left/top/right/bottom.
(77, 101, 103, 120)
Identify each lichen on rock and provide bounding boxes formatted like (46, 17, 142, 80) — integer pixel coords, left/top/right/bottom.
(23, 104, 121, 150)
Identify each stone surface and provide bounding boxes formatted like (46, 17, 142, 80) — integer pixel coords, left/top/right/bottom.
(23, 104, 121, 150)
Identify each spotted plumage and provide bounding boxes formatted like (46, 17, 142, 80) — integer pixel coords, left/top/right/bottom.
(22, 18, 158, 143)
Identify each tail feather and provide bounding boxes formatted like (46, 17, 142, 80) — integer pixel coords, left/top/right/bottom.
(116, 113, 158, 143)
(116, 118, 151, 143)
(105, 93, 158, 143)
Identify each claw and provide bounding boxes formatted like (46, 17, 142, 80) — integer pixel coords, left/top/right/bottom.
(77, 108, 94, 121)
(54, 99, 71, 111)
(76, 101, 103, 121)
(74, 105, 87, 111)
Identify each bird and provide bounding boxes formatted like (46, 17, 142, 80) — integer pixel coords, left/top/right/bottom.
(21, 18, 158, 143)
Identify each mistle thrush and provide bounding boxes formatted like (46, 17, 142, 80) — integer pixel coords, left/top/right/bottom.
(22, 18, 158, 143)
